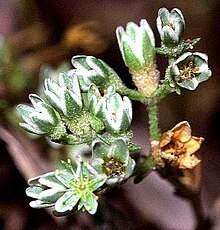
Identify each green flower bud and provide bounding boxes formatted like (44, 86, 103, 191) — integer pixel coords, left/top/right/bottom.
(170, 52, 212, 90)
(17, 94, 66, 140)
(72, 55, 124, 91)
(116, 19, 155, 73)
(91, 138, 135, 185)
(88, 84, 132, 135)
(157, 8, 185, 47)
(44, 70, 82, 119)
(26, 159, 107, 215)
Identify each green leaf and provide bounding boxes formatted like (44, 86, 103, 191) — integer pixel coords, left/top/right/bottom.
(61, 160, 76, 173)
(63, 90, 82, 117)
(127, 142, 142, 152)
(141, 26, 155, 65)
(17, 104, 35, 121)
(29, 94, 59, 124)
(87, 56, 107, 77)
(31, 115, 54, 133)
(92, 140, 108, 159)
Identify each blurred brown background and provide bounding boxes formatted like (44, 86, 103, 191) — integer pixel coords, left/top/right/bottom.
(0, 0, 220, 229)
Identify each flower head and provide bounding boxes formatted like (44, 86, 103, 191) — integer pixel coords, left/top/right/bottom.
(159, 121, 204, 169)
(116, 19, 155, 73)
(26, 159, 107, 215)
(88, 84, 132, 135)
(157, 8, 185, 47)
(170, 52, 212, 90)
(91, 138, 135, 185)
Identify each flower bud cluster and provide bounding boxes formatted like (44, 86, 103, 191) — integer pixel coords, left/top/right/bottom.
(17, 61, 133, 144)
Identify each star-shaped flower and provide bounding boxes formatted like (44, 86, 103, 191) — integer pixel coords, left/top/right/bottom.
(26, 159, 107, 215)
(170, 52, 212, 91)
(91, 138, 135, 185)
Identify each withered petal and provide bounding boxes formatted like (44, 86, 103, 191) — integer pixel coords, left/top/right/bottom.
(178, 154, 201, 169)
(184, 136, 204, 155)
(159, 131, 173, 147)
(172, 121, 192, 142)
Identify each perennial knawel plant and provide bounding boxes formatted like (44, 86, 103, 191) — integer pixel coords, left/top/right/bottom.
(16, 7, 211, 225)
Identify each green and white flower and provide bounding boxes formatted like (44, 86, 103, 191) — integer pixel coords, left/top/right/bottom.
(157, 8, 185, 47)
(88, 84, 132, 135)
(17, 94, 66, 140)
(116, 19, 155, 73)
(26, 159, 107, 215)
(170, 52, 212, 90)
(72, 55, 123, 91)
(91, 138, 135, 185)
(44, 70, 82, 119)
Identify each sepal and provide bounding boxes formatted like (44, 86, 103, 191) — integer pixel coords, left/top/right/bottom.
(17, 95, 66, 139)
(44, 70, 82, 119)
(88, 84, 132, 135)
(72, 55, 123, 91)
(116, 19, 155, 73)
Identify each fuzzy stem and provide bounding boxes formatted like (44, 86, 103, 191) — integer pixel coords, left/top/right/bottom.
(133, 100, 161, 183)
(118, 86, 146, 101)
(147, 101, 161, 141)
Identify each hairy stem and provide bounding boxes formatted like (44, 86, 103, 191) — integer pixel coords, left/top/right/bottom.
(147, 101, 161, 141)
(118, 86, 146, 101)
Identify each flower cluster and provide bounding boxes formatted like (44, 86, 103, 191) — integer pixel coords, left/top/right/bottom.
(17, 68, 133, 145)
(18, 7, 212, 218)
(26, 138, 135, 214)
